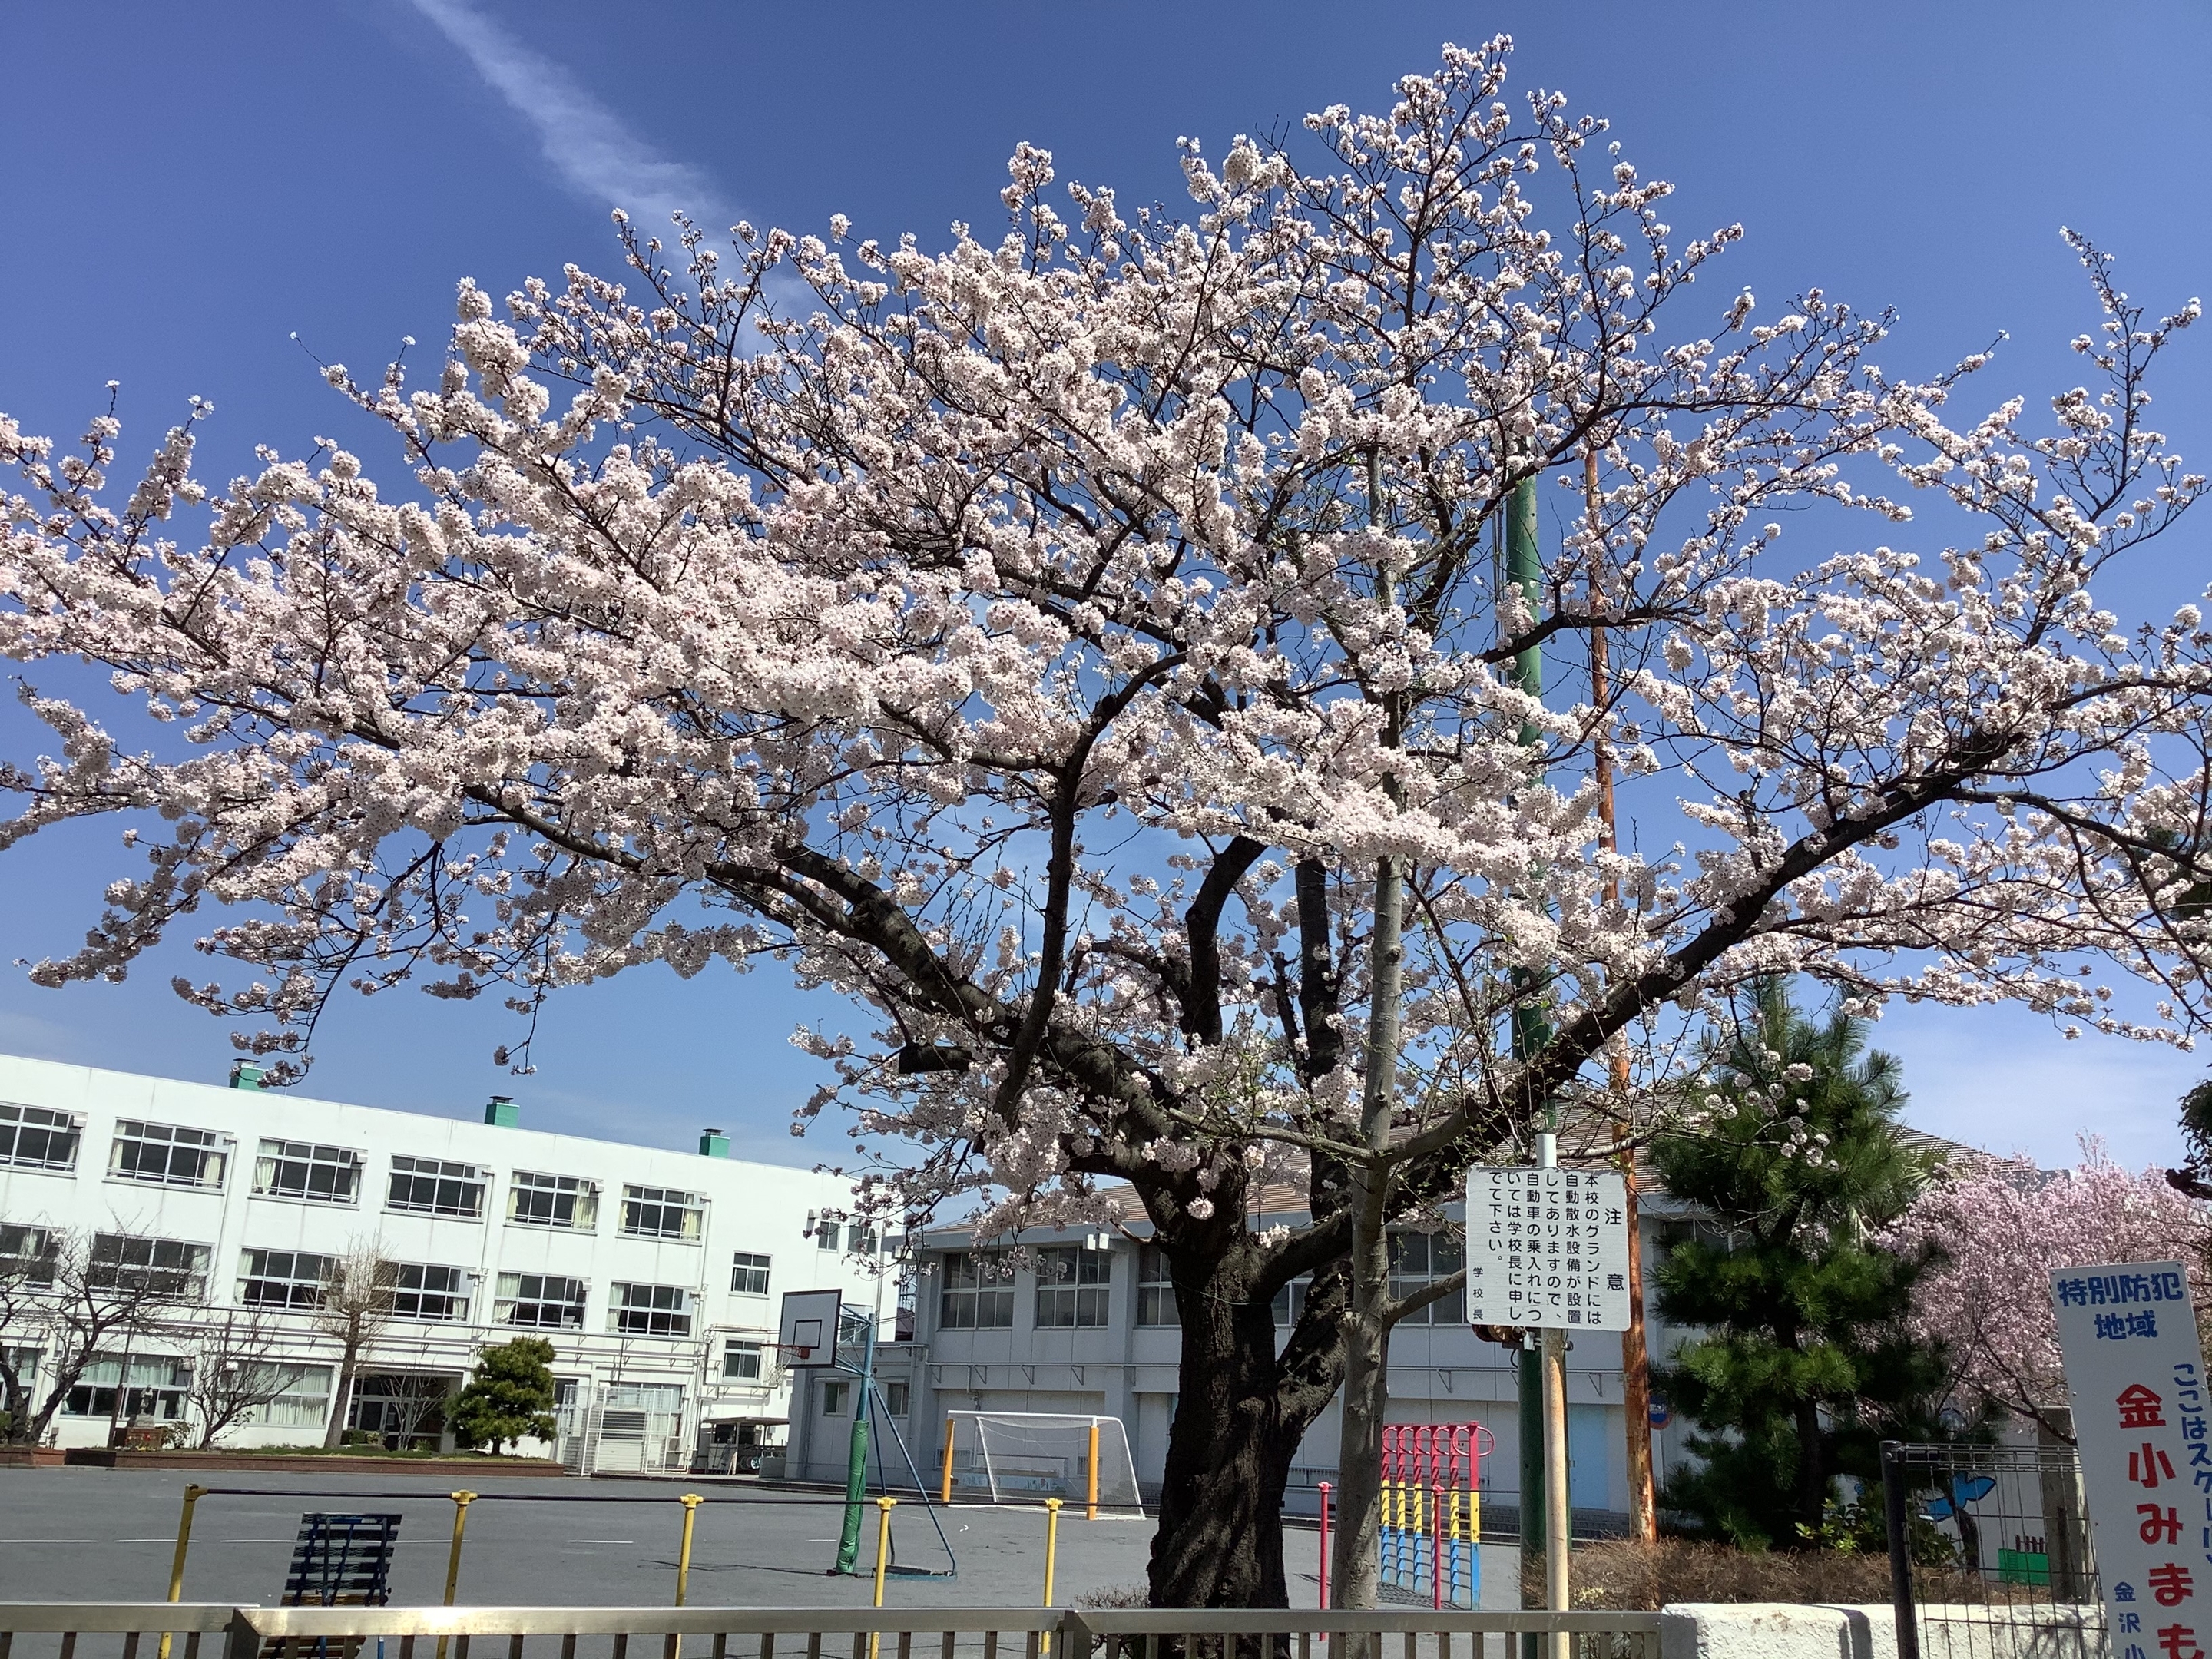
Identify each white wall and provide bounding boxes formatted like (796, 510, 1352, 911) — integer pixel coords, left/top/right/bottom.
(0, 1051, 875, 1455)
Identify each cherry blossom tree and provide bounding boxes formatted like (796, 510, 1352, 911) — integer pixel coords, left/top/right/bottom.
(1886, 1144, 2210, 1440)
(2, 40, 2207, 1604)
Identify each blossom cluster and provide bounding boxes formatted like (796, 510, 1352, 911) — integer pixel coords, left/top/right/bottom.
(0, 40, 2205, 1266)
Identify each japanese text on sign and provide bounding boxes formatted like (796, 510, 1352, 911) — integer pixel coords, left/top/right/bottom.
(1464, 1165, 1631, 1332)
(2053, 1260, 2212, 1659)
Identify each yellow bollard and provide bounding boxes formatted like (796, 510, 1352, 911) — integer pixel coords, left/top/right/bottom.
(158, 1483, 207, 1659)
(942, 1416, 958, 1504)
(869, 1497, 898, 1659)
(1039, 1498, 1065, 1654)
(1085, 1421, 1101, 1522)
(674, 1493, 704, 1606)
(435, 1490, 477, 1659)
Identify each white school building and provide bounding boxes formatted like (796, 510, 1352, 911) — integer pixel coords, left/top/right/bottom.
(789, 1204, 1695, 1528)
(0, 1051, 877, 1470)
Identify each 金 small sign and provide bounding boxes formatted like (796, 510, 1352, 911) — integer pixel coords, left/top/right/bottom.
(2051, 1260, 2210, 1659)
(1464, 1164, 1631, 1331)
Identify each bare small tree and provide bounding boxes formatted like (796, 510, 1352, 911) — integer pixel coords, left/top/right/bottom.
(184, 1310, 299, 1449)
(0, 1223, 61, 1442)
(313, 1240, 396, 1450)
(0, 1229, 194, 1448)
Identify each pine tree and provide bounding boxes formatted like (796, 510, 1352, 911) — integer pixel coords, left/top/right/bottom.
(449, 1338, 558, 1456)
(1652, 979, 1957, 1548)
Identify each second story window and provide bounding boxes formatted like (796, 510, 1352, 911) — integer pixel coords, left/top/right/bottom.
(1388, 1230, 1465, 1326)
(109, 1121, 230, 1189)
(1035, 1246, 1111, 1328)
(238, 1247, 332, 1310)
(2, 1223, 59, 1288)
(493, 1272, 587, 1328)
(937, 1252, 1014, 1330)
(0, 1103, 81, 1172)
(1272, 1276, 1312, 1326)
(722, 1339, 763, 1381)
(386, 1156, 485, 1220)
(386, 1262, 471, 1321)
(608, 1281, 692, 1336)
(730, 1252, 771, 1296)
(1137, 1244, 1177, 1326)
(253, 1140, 359, 1204)
(508, 1171, 598, 1230)
(621, 1185, 703, 1241)
(89, 1233, 210, 1300)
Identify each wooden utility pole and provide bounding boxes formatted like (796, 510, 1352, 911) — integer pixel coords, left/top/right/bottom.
(1584, 448, 1657, 1542)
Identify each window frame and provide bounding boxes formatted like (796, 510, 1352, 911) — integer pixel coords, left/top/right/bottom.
(1387, 1230, 1465, 1326)
(1136, 1243, 1177, 1327)
(506, 1170, 599, 1231)
(730, 1252, 771, 1296)
(493, 1271, 588, 1329)
(237, 1247, 333, 1310)
(240, 1362, 333, 1427)
(252, 1139, 361, 1205)
(1, 1223, 59, 1288)
(384, 1261, 472, 1321)
(608, 1280, 694, 1336)
(385, 1155, 486, 1220)
(88, 1233, 212, 1301)
(0, 1102, 82, 1173)
(935, 1250, 1015, 1330)
(1033, 1245, 1111, 1328)
(721, 1339, 764, 1382)
(619, 1184, 704, 1242)
(108, 1120, 230, 1190)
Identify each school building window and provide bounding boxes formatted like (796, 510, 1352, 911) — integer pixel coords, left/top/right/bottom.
(1034, 1246, 1111, 1328)
(253, 1140, 359, 1204)
(109, 1120, 230, 1189)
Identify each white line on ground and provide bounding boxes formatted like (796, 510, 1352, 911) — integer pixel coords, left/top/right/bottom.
(0, 1538, 94, 1544)
(566, 1539, 636, 1545)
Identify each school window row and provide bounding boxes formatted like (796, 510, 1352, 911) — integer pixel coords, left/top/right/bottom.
(1122, 1236, 1464, 1329)
(937, 1244, 1113, 1330)
(0, 1104, 720, 1240)
(0, 1226, 777, 1339)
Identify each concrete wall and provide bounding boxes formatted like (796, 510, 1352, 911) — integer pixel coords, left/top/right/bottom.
(1657, 1604, 2102, 1659)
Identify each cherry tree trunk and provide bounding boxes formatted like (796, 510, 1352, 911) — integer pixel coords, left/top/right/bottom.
(1147, 1259, 1307, 1608)
(1329, 1184, 1392, 1614)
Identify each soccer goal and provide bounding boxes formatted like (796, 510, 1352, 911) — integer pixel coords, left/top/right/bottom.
(939, 1411, 1143, 1515)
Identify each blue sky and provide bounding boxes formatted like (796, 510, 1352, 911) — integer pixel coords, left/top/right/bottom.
(0, 1, 2207, 1171)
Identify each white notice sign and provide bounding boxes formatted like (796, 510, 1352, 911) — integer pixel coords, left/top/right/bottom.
(1465, 1164, 1631, 1331)
(2051, 1260, 2209, 1659)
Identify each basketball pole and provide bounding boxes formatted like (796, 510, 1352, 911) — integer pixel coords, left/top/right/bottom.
(833, 1243, 887, 1575)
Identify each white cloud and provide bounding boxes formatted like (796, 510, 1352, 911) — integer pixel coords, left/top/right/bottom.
(407, 0, 730, 228)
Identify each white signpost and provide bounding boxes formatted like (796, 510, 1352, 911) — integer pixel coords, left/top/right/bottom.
(1465, 1164, 1633, 1332)
(2051, 1260, 2210, 1659)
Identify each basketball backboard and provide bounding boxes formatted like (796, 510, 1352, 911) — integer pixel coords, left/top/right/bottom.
(777, 1288, 843, 1369)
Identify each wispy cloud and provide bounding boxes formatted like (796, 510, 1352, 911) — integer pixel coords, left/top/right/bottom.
(407, 0, 730, 229)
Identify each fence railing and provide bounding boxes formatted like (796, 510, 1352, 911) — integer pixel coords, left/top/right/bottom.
(1880, 1439, 2106, 1659)
(0, 1606, 1667, 1659)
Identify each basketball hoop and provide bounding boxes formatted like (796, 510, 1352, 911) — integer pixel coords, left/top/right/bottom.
(776, 1288, 843, 1369)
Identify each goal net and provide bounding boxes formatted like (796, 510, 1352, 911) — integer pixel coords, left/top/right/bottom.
(944, 1411, 1143, 1513)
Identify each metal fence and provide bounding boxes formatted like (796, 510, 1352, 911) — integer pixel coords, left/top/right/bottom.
(1880, 1439, 2105, 1659)
(0, 1606, 1665, 1659)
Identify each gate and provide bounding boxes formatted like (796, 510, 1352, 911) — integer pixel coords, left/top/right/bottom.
(1879, 1439, 2104, 1659)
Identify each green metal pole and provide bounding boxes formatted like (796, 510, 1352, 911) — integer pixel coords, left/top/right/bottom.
(1505, 472, 1552, 1659)
(833, 1313, 877, 1574)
